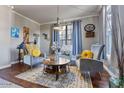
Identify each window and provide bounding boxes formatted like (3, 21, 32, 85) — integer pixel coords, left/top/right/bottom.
(59, 24, 73, 46)
(105, 5, 112, 57)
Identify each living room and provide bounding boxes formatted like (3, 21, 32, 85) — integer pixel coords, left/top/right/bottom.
(0, 4, 124, 89)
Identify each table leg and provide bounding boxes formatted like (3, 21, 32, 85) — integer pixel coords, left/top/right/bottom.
(67, 64, 70, 72)
(43, 64, 45, 74)
(56, 66, 59, 81)
(18, 49, 21, 63)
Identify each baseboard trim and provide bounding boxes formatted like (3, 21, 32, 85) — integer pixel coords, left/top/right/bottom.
(0, 64, 11, 70)
(0, 61, 19, 70)
(11, 61, 19, 65)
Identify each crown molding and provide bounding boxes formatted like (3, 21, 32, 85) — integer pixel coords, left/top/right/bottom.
(40, 14, 98, 26)
(12, 10, 98, 26)
(12, 10, 41, 25)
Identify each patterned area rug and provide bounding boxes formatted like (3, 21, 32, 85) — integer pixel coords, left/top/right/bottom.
(0, 78, 22, 88)
(16, 65, 92, 88)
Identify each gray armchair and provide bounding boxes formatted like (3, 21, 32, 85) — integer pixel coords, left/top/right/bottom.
(91, 44, 105, 60)
(79, 44, 105, 78)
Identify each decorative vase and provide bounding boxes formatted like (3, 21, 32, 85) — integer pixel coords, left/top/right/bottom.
(51, 42, 60, 62)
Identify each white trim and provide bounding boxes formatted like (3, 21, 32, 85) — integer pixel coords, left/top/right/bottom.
(103, 64, 117, 78)
(12, 10, 98, 26)
(0, 61, 19, 70)
(11, 61, 19, 65)
(40, 14, 98, 25)
(12, 10, 41, 25)
(0, 64, 11, 70)
(97, 5, 103, 13)
(0, 61, 20, 70)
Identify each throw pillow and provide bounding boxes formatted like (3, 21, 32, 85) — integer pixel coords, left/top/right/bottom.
(80, 50, 93, 59)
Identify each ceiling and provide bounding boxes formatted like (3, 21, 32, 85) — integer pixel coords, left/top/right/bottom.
(13, 5, 100, 25)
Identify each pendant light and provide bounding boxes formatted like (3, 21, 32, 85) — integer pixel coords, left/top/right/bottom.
(53, 5, 65, 31)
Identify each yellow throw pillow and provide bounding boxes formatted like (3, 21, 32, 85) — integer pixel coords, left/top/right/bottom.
(80, 50, 93, 59)
(32, 48, 41, 57)
(26, 44, 41, 57)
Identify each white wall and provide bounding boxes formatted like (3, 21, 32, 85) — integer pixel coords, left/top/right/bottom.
(40, 16, 99, 54)
(0, 6, 41, 67)
(40, 24, 51, 55)
(81, 16, 99, 50)
(0, 6, 11, 67)
(10, 12, 41, 62)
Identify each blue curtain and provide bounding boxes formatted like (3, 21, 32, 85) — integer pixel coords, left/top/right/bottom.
(72, 20, 82, 56)
(49, 26, 60, 54)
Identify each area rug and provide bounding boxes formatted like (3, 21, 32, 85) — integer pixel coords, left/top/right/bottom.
(16, 65, 92, 88)
(0, 78, 22, 88)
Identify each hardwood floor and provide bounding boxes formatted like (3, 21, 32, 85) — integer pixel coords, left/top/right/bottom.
(91, 71, 110, 88)
(0, 63, 110, 88)
(0, 63, 47, 88)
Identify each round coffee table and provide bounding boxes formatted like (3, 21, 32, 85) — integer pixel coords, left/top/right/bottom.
(43, 57, 70, 80)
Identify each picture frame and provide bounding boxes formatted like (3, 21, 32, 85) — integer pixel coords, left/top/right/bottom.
(11, 26, 20, 38)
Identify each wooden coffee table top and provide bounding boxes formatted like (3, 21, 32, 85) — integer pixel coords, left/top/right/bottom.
(43, 57, 70, 66)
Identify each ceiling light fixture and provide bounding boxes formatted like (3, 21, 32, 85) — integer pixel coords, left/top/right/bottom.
(53, 5, 65, 31)
(8, 5, 14, 9)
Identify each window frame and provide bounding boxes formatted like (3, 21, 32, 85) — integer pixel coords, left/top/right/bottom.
(59, 24, 73, 46)
(105, 5, 112, 59)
